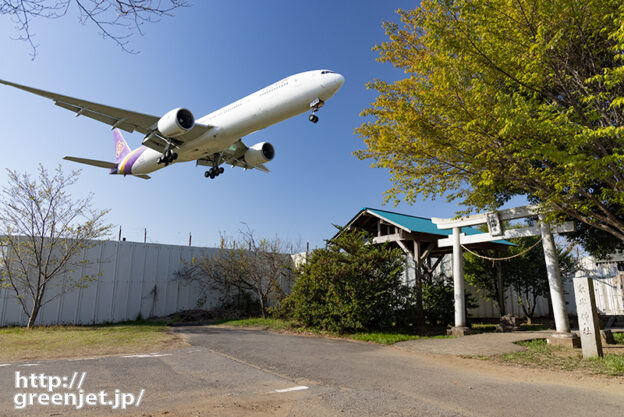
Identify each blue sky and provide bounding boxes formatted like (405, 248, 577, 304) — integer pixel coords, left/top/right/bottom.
(0, 1, 514, 249)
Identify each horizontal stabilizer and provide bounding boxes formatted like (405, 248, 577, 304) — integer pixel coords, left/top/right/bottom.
(135, 174, 151, 180)
(63, 156, 117, 169)
(253, 164, 270, 173)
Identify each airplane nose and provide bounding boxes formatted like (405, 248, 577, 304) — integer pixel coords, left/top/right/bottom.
(335, 73, 345, 89)
(322, 73, 344, 93)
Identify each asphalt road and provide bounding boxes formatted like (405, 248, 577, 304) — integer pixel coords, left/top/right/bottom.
(0, 326, 622, 416)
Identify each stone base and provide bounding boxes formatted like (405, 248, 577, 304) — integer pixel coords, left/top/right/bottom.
(547, 332, 581, 348)
(601, 330, 615, 345)
(447, 326, 474, 336)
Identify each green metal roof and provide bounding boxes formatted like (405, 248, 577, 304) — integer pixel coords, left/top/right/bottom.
(363, 208, 513, 245)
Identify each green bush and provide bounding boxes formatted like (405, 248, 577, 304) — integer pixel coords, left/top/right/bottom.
(282, 229, 411, 333)
(422, 275, 455, 326)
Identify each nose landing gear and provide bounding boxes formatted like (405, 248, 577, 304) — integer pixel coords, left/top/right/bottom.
(308, 98, 324, 123)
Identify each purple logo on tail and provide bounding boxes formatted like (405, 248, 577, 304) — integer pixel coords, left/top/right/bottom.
(113, 129, 131, 163)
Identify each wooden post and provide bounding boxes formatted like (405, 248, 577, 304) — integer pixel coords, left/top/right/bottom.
(414, 241, 424, 327)
(495, 255, 505, 316)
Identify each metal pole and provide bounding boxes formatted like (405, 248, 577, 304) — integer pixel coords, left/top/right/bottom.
(452, 227, 466, 328)
(118, 226, 121, 241)
(188, 232, 192, 247)
(539, 214, 571, 334)
(144, 228, 147, 244)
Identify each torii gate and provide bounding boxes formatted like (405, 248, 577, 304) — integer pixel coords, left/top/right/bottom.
(432, 205, 579, 345)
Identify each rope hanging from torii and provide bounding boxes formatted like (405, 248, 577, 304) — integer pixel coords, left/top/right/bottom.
(460, 237, 543, 261)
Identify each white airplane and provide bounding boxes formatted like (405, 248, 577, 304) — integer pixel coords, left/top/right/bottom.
(0, 70, 344, 179)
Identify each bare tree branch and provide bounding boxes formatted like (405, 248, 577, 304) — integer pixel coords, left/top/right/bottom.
(1, 0, 189, 58)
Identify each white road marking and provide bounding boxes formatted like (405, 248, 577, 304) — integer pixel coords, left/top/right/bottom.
(275, 386, 309, 393)
(19, 363, 39, 367)
(0, 364, 10, 367)
(122, 353, 172, 358)
(66, 357, 102, 361)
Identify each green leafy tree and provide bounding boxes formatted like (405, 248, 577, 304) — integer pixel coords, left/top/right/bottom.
(283, 229, 410, 333)
(463, 251, 501, 311)
(465, 236, 577, 322)
(0, 165, 111, 328)
(356, 0, 624, 248)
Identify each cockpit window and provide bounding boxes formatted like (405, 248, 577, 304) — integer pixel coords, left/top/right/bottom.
(321, 70, 335, 74)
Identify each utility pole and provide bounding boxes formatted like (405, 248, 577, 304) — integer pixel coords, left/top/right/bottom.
(144, 228, 147, 244)
(118, 226, 122, 241)
(188, 232, 192, 247)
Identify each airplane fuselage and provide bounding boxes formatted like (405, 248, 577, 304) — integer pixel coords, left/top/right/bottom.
(119, 70, 344, 176)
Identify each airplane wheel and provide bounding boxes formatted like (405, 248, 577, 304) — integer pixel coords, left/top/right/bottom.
(204, 171, 210, 178)
(219, 167, 224, 174)
(309, 114, 319, 123)
(173, 153, 178, 160)
(210, 172, 215, 179)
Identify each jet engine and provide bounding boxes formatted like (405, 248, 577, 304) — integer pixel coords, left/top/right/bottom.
(244, 142, 275, 167)
(157, 108, 194, 137)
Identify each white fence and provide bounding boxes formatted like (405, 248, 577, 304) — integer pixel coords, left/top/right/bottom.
(0, 240, 221, 326)
(4, 240, 623, 326)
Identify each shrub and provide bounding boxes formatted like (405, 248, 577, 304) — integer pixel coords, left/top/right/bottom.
(282, 229, 410, 333)
(422, 275, 454, 326)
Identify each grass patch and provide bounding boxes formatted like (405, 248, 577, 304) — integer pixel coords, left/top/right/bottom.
(496, 338, 624, 377)
(212, 318, 450, 345)
(471, 323, 498, 333)
(0, 320, 185, 362)
(614, 332, 624, 344)
(346, 332, 452, 345)
(212, 317, 299, 330)
(470, 322, 551, 333)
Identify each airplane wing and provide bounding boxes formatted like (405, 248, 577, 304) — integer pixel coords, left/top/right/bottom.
(0, 79, 213, 152)
(196, 139, 270, 173)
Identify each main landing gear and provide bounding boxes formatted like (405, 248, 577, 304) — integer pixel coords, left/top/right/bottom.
(157, 149, 178, 166)
(308, 98, 324, 124)
(204, 166, 224, 179)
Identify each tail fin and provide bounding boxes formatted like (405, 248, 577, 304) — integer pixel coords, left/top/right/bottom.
(113, 129, 131, 163)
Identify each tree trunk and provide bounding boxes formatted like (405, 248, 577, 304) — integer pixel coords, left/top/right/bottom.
(27, 286, 45, 328)
(27, 304, 39, 328)
(258, 291, 266, 318)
